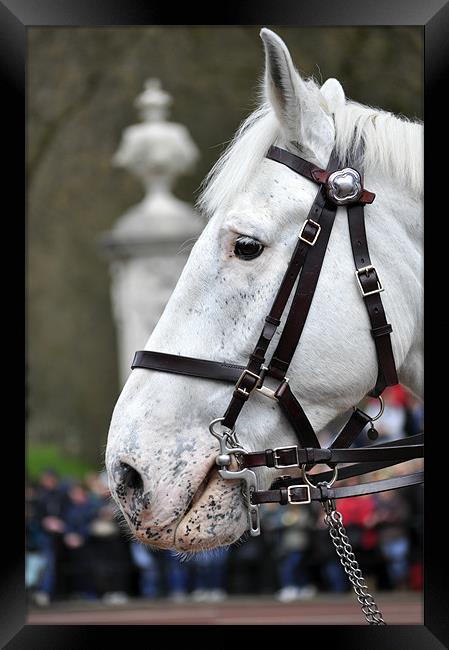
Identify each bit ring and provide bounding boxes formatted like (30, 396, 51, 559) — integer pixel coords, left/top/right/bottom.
(353, 395, 384, 422)
(369, 396, 384, 421)
(301, 464, 338, 488)
(208, 417, 235, 440)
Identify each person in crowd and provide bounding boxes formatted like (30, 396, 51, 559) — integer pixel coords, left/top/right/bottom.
(335, 481, 384, 586)
(401, 461, 424, 590)
(84, 471, 111, 507)
(313, 507, 349, 593)
(88, 475, 136, 602)
(313, 486, 387, 592)
(273, 504, 317, 602)
(31, 468, 67, 605)
(403, 393, 424, 437)
(85, 472, 137, 605)
(225, 530, 269, 595)
(26, 435, 423, 605)
(190, 548, 229, 602)
(162, 550, 190, 601)
(25, 483, 47, 599)
(371, 487, 411, 590)
(59, 481, 98, 599)
(129, 541, 161, 599)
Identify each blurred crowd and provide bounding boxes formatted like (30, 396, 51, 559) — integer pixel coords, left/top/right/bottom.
(26, 386, 423, 606)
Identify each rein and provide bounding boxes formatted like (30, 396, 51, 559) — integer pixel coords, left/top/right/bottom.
(131, 145, 423, 624)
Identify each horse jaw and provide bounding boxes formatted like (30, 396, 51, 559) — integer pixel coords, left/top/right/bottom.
(106, 365, 285, 551)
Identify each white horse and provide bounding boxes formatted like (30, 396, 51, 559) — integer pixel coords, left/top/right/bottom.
(105, 28, 423, 552)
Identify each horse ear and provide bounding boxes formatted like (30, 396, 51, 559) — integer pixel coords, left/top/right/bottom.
(260, 28, 334, 164)
(320, 78, 346, 115)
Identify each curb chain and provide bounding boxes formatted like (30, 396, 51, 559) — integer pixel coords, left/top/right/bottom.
(322, 493, 386, 625)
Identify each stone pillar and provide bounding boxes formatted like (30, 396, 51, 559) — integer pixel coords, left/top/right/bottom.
(98, 79, 202, 386)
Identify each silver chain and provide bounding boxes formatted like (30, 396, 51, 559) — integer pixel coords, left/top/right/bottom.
(322, 494, 386, 625)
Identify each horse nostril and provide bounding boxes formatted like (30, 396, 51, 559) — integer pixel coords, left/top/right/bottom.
(118, 462, 144, 494)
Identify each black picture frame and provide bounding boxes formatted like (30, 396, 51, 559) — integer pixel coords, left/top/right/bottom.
(3, 0, 448, 647)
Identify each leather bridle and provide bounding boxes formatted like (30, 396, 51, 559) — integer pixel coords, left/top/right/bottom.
(130, 144, 423, 623)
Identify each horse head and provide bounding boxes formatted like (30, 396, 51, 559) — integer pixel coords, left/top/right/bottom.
(105, 29, 423, 552)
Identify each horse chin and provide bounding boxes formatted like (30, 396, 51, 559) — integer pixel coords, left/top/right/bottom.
(173, 472, 247, 551)
(125, 465, 247, 552)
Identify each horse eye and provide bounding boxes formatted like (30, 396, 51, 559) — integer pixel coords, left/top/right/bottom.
(234, 235, 264, 261)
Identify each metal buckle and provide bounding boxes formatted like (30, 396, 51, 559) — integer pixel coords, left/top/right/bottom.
(355, 265, 384, 297)
(256, 375, 289, 402)
(299, 219, 321, 246)
(287, 484, 311, 505)
(273, 445, 299, 469)
(234, 369, 261, 397)
(256, 385, 278, 401)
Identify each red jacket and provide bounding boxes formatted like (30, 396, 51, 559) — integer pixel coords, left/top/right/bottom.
(337, 495, 378, 549)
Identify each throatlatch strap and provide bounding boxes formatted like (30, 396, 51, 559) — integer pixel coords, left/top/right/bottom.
(329, 408, 372, 450)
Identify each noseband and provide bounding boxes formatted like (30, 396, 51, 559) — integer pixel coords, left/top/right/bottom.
(131, 145, 423, 624)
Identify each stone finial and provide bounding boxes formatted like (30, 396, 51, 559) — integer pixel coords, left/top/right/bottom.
(101, 78, 202, 253)
(113, 78, 199, 193)
(98, 79, 203, 383)
(134, 78, 172, 122)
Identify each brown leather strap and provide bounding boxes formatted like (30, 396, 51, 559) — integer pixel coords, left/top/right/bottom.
(251, 471, 423, 505)
(130, 354, 378, 455)
(221, 232, 321, 429)
(267, 146, 375, 205)
(275, 382, 322, 449)
(268, 187, 337, 379)
(130, 353, 389, 455)
(241, 443, 423, 469)
(251, 486, 304, 505)
(319, 471, 423, 499)
(267, 433, 424, 487)
(266, 145, 323, 183)
(329, 408, 372, 449)
(347, 204, 398, 393)
(270, 146, 396, 397)
(222, 149, 341, 439)
(252, 484, 311, 506)
(131, 351, 244, 383)
(221, 160, 338, 433)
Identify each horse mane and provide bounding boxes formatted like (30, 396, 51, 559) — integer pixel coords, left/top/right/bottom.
(198, 79, 423, 217)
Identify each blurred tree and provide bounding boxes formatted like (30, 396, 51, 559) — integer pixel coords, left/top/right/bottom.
(26, 27, 422, 467)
